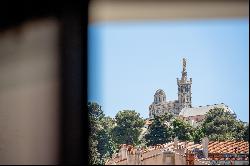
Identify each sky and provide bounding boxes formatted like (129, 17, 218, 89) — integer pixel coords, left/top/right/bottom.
(88, 18, 249, 122)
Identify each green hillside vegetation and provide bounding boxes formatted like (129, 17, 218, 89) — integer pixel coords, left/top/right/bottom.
(88, 102, 249, 165)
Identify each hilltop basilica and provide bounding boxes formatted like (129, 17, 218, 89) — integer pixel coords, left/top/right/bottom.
(149, 58, 234, 125)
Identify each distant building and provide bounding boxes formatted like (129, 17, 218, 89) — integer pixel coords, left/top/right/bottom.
(149, 58, 235, 125)
(179, 103, 234, 127)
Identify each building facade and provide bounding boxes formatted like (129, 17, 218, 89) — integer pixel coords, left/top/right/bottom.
(149, 58, 192, 118)
(148, 58, 234, 122)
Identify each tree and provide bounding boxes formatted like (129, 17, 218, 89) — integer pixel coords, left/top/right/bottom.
(192, 125, 205, 144)
(88, 102, 103, 164)
(88, 102, 116, 164)
(88, 102, 104, 121)
(112, 110, 144, 145)
(160, 112, 174, 122)
(171, 118, 194, 141)
(243, 123, 249, 141)
(89, 134, 101, 165)
(144, 115, 173, 146)
(233, 120, 246, 141)
(202, 107, 245, 141)
(96, 117, 117, 163)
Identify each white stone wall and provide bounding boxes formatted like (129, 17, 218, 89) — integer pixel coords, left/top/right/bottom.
(0, 18, 60, 164)
(149, 100, 179, 118)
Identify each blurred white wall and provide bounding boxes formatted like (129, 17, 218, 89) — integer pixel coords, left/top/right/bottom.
(0, 18, 60, 164)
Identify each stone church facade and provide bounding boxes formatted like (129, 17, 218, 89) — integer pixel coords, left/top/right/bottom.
(149, 58, 234, 120)
(149, 58, 192, 118)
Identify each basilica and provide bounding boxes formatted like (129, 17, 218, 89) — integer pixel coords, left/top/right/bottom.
(148, 58, 234, 125)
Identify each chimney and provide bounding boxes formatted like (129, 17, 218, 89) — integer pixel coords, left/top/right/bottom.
(121, 144, 128, 160)
(202, 137, 209, 159)
(174, 137, 178, 149)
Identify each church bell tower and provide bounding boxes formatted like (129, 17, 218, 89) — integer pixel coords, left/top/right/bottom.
(177, 58, 192, 110)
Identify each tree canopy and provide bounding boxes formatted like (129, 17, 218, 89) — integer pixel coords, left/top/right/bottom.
(144, 115, 173, 146)
(88, 102, 103, 164)
(172, 117, 194, 141)
(88, 102, 116, 165)
(112, 110, 144, 145)
(202, 107, 248, 141)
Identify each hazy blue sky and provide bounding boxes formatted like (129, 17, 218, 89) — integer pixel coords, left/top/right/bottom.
(88, 18, 249, 122)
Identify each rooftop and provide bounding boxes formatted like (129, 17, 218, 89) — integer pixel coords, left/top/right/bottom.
(179, 103, 235, 117)
(208, 141, 249, 154)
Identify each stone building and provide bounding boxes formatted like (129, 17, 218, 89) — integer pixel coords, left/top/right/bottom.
(149, 58, 234, 124)
(149, 58, 192, 118)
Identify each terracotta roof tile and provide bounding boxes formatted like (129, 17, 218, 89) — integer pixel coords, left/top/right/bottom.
(208, 141, 249, 154)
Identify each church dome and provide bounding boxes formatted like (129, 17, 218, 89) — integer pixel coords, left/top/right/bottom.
(155, 89, 166, 96)
(154, 89, 166, 103)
